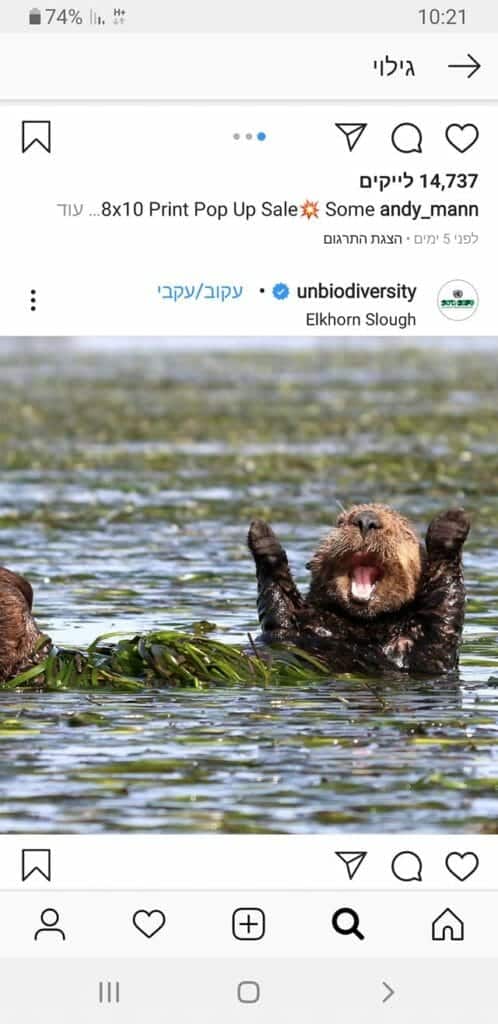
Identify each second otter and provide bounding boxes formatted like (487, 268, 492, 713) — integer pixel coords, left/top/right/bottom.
(0, 567, 49, 682)
(248, 504, 470, 676)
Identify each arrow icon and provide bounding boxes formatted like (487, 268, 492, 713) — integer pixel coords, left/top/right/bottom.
(382, 981, 395, 1004)
(448, 53, 481, 78)
(335, 122, 368, 152)
(335, 850, 367, 880)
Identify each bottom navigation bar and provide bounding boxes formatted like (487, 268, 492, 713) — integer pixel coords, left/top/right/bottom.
(0, 890, 494, 958)
(1, 957, 493, 1023)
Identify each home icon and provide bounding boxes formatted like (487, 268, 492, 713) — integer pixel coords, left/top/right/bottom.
(432, 908, 464, 942)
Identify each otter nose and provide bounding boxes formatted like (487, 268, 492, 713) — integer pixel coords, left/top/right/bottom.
(352, 511, 380, 536)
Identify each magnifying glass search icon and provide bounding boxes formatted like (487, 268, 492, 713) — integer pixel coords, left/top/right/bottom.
(332, 907, 365, 940)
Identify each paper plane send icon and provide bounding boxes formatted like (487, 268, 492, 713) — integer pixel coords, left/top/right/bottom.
(335, 851, 367, 880)
(335, 122, 367, 152)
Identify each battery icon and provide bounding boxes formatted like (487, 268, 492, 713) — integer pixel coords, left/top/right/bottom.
(29, 7, 42, 24)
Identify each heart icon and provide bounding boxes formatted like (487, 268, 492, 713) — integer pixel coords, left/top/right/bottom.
(445, 851, 479, 881)
(445, 123, 479, 153)
(132, 909, 166, 938)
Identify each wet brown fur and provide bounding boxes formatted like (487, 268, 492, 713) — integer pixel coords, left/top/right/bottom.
(307, 503, 423, 618)
(0, 567, 48, 682)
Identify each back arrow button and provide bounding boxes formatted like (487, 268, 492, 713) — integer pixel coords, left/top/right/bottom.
(448, 53, 481, 78)
(382, 981, 395, 1004)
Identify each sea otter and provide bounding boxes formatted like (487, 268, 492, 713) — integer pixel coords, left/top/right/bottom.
(248, 504, 471, 676)
(0, 567, 49, 682)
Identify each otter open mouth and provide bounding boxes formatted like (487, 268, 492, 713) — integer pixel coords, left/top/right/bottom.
(350, 561, 384, 602)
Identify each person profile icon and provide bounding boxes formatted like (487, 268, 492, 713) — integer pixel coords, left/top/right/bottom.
(34, 908, 66, 941)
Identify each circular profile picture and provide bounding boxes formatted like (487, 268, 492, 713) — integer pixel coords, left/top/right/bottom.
(437, 279, 479, 321)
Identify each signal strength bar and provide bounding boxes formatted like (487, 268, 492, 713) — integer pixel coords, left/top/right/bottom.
(89, 8, 106, 25)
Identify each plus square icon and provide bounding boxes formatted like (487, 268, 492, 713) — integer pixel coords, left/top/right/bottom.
(232, 908, 266, 941)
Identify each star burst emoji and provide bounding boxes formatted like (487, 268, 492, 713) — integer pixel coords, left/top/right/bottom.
(300, 199, 319, 219)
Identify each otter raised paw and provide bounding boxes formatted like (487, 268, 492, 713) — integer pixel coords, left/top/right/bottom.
(248, 519, 289, 566)
(426, 507, 471, 559)
(248, 520, 305, 638)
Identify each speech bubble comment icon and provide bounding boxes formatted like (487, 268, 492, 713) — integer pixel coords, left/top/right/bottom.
(391, 122, 423, 154)
(391, 850, 423, 882)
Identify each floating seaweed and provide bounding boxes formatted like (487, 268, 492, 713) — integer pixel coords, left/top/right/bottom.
(1, 630, 334, 692)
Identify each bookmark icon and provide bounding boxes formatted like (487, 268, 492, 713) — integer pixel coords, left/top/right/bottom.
(22, 849, 52, 882)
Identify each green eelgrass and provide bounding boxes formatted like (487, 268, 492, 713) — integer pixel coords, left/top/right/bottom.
(1, 631, 333, 692)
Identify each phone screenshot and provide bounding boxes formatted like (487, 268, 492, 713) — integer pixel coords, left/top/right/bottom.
(0, 1, 496, 1019)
